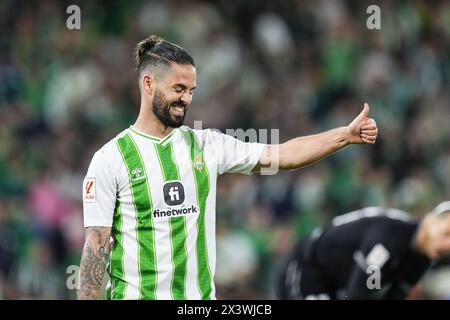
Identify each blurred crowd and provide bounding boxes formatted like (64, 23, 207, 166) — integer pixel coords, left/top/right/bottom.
(0, 0, 450, 299)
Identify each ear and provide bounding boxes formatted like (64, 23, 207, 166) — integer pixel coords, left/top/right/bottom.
(141, 74, 155, 95)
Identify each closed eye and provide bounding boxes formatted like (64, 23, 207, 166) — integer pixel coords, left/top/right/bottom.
(173, 84, 196, 94)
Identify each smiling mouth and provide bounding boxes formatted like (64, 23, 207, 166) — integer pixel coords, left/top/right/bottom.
(170, 105, 185, 116)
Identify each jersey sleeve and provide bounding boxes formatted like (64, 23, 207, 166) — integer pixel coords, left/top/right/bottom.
(82, 146, 117, 227)
(201, 129, 266, 175)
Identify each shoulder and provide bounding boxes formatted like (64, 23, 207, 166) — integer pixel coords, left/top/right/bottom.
(363, 212, 418, 256)
(180, 126, 223, 137)
(332, 207, 413, 227)
(180, 126, 225, 146)
(330, 207, 416, 246)
(91, 129, 129, 163)
(357, 208, 416, 240)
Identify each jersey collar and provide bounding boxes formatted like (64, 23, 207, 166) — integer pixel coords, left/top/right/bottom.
(129, 125, 177, 145)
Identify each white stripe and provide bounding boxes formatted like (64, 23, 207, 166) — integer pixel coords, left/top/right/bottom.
(332, 207, 412, 226)
(120, 197, 140, 298)
(204, 150, 217, 299)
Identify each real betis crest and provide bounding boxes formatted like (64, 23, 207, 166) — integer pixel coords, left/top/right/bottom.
(194, 154, 204, 171)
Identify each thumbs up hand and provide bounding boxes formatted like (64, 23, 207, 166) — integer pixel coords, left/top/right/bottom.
(347, 103, 378, 144)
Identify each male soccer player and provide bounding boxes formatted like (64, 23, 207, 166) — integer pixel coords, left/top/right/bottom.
(79, 35, 378, 299)
(277, 202, 450, 300)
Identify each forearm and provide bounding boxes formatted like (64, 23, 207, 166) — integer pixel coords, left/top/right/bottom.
(253, 104, 377, 173)
(278, 126, 350, 170)
(78, 227, 111, 300)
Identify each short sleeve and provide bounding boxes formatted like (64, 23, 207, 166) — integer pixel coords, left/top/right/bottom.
(201, 129, 265, 175)
(82, 147, 117, 227)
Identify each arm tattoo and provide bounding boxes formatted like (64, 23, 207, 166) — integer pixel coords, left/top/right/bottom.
(78, 227, 111, 300)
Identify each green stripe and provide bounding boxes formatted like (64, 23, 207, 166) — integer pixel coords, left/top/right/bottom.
(109, 199, 127, 299)
(181, 128, 212, 299)
(117, 133, 157, 299)
(154, 141, 188, 300)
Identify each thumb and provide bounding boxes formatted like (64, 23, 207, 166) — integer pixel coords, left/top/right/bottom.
(354, 103, 370, 121)
(360, 103, 370, 118)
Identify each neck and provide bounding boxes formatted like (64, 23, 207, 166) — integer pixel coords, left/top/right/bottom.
(133, 101, 174, 138)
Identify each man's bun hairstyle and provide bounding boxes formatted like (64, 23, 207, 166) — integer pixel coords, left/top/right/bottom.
(134, 35, 195, 72)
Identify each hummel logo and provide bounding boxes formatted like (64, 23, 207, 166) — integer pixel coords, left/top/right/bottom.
(131, 168, 145, 181)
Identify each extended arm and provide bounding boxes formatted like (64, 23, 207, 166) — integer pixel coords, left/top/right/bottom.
(254, 103, 378, 172)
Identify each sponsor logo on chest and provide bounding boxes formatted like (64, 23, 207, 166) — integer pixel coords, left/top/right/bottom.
(154, 181, 199, 219)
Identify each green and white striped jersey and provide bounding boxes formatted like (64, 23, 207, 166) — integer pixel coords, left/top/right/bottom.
(82, 125, 265, 299)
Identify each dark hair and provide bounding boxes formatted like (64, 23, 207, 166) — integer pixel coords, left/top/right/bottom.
(134, 35, 195, 73)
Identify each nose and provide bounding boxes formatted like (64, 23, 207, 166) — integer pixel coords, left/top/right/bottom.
(180, 92, 192, 106)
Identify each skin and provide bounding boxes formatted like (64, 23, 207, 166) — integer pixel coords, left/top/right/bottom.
(78, 63, 197, 300)
(415, 212, 450, 260)
(78, 227, 111, 299)
(79, 61, 378, 299)
(133, 62, 378, 171)
(133, 63, 196, 138)
(255, 105, 376, 172)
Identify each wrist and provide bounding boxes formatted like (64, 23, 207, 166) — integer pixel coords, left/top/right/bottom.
(342, 126, 352, 145)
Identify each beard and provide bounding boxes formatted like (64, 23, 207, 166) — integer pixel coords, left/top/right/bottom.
(152, 88, 187, 128)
